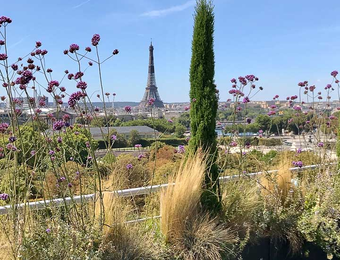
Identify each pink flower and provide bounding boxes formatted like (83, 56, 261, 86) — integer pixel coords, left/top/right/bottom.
(124, 106, 132, 113)
(177, 145, 185, 154)
(331, 70, 338, 77)
(242, 97, 250, 103)
(76, 81, 87, 90)
(293, 105, 302, 111)
(230, 141, 237, 147)
(69, 44, 79, 53)
(318, 142, 324, 148)
(0, 54, 8, 60)
(91, 34, 100, 46)
(148, 98, 155, 106)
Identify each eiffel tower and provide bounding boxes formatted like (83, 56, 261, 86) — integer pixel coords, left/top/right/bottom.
(139, 42, 164, 108)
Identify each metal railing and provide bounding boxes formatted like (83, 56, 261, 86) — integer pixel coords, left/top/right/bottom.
(0, 163, 334, 216)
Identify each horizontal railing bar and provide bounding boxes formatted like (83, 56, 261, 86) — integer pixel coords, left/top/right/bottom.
(0, 163, 335, 215)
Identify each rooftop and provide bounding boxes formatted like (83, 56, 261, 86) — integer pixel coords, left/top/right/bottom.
(90, 126, 157, 137)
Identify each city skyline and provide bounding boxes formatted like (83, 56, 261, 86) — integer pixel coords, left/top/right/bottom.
(1, 0, 340, 103)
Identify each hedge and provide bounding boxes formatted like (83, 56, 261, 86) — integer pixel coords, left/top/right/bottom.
(218, 137, 282, 147)
(97, 137, 187, 149)
(258, 138, 282, 146)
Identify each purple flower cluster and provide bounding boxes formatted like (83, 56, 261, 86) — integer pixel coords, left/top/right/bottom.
(177, 145, 185, 154)
(47, 80, 59, 92)
(0, 123, 9, 133)
(292, 161, 303, 168)
(69, 44, 79, 53)
(148, 98, 155, 106)
(91, 34, 100, 46)
(242, 96, 250, 103)
(293, 105, 302, 111)
(238, 76, 247, 85)
(245, 75, 255, 81)
(229, 89, 244, 97)
(14, 70, 33, 86)
(74, 71, 84, 79)
(0, 193, 9, 201)
(267, 110, 276, 116)
(230, 141, 237, 147)
(331, 70, 338, 77)
(0, 16, 12, 25)
(8, 136, 16, 143)
(124, 106, 132, 113)
(126, 163, 133, 170)
(0, 54, 8, 60)
(53, 120, 65, 131)
(68, 91, 85, 108)
(76, 81, 87, 90)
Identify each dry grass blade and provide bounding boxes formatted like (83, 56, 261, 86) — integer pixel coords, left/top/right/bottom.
(161, 152, 236, 260)
(160, 152, 206, 242)
(261, 152, 293, 203)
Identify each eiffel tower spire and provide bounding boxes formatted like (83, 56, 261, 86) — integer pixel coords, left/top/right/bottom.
(140, 41, 164, 108)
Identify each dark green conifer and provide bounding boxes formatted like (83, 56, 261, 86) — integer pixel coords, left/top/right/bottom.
(189, 0, 220, 211)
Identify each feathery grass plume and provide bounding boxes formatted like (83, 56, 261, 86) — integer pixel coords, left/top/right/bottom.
(260, 151, 294, 203)
(176, 216, 236, 260)
(160, 152, 206, 241)
(161, 152, 236, 259)
(98, 192, 161, 260)
(0, 222, 14, 260)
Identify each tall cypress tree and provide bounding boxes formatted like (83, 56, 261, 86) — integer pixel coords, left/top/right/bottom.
(189, 0, 220, 211)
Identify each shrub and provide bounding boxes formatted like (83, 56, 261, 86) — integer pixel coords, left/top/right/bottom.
(149, 145, 175, 161)
(297, 168, 340, 258)
(174, 124, 186, 138)
(20, 219, 100, 260)
(221, 178, 261, 231)
(56, 125, 98, 164)
(255, 156, 305, 253)
(104, 154, 150, 189)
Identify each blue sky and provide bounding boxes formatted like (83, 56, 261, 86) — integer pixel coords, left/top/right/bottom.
(2, 0, 340, 102)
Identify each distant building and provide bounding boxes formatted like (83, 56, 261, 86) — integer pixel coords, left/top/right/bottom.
(89, 126, 159, 140)
(139, 42, 164, 108)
